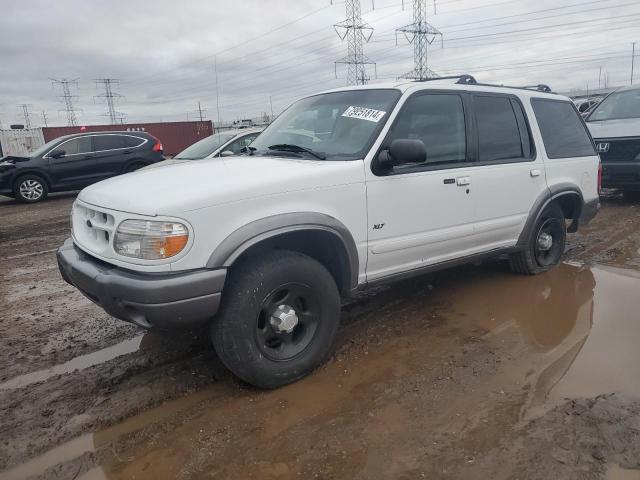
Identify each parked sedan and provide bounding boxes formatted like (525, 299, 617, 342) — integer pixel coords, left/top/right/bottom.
(145, 128, 263, 171)
(0, 131, 164, 202)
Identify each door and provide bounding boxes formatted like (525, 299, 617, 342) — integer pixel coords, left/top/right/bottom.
(92, 134, 137, 179)
(47, 136, 97, 189)
(467, 94, 548, 250)
(365, 92, 477, 281)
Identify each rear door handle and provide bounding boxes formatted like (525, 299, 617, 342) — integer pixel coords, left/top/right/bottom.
(456, 176, 471, 186)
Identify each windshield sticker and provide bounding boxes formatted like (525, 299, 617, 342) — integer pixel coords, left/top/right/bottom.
(341, 106, 386, 123)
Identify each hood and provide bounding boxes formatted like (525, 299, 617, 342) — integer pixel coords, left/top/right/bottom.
(586, 117, 640, 139)
(0, 155, 29, 164)
(140, 158, 190, 170)
(78, 155, 362, 216)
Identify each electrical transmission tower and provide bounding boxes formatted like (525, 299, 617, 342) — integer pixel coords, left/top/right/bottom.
(51, 78, 80, 127)
(396, 0, 442, 80)
(18, 104, 34, 128)
(95, 78, 126, 124)
(193, 101, 207, 122)
(334, 0, 376, 86)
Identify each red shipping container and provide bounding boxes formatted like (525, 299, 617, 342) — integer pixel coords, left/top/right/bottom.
(42, 121, 213, 157)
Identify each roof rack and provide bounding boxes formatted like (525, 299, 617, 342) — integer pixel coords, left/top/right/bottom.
(413, 74, 555, 94)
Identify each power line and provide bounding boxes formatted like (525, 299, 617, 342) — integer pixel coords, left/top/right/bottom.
(396, 0, 442, 80)
(94, 78, 126, 124)
(50, 78, 80, 127)
(334, 0, 376, 85)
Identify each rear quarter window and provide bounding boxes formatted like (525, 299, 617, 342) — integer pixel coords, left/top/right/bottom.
(123, 136, 146, 148)
(531, 98, 595, 159)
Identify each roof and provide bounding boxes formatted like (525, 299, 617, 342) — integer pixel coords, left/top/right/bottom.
(214, 127, 264, 136)
(314, 76, 565, 101)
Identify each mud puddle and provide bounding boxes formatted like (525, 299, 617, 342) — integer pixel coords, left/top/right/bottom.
(0, 336, 145, 391)
(5, 261, 640, 480)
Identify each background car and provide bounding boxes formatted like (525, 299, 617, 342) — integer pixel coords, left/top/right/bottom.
(146, 128, 263, 169)
(585, 86, 640, 197)
(0, 131, 164, 202)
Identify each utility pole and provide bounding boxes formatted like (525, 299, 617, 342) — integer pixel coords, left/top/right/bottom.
(214, 56, 222, 131)
(197, 101, 205, 122)
(50, 78, 80, 127)
(18, 104, 33, 129)
(632, 42, 636, 86)
(396, 0, 442, 80)
(94, 78, 125, 125)
(598, 66, 602, 89)
(41, 110, 49, 127)
(334, 0, 376, 86)
(269, 96, 274, 121)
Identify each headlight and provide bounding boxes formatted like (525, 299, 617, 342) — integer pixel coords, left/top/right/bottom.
(114, 220, 189, 260)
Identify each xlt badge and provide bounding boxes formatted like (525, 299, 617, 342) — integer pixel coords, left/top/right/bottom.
(373, 223, 385, 230)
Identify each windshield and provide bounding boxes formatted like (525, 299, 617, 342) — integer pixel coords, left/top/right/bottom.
(587, 89, 640, 122)
(174, 132, 236, 159)
(29, 137, 67, 158)
(249, 89, 401, 160)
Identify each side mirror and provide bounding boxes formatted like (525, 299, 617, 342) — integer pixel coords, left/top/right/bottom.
(51, 149, 66, 159)
(377, 139, 426, 169)
(220, 150, 234, 157)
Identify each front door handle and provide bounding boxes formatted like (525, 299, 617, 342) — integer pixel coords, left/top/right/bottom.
(530, 169, 542, 177)
(456, 176, 471, 186)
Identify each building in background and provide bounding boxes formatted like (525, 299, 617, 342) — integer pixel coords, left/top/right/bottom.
(0, 128, 45, 157)
(42, 120, 213, 156)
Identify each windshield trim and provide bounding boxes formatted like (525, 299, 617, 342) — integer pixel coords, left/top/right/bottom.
(252, 88, 403, 162)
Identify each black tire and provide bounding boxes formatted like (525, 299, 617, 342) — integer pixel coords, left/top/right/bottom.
(13, 174, 49, 203)
(212, 250, 341, 389)
(124, 162, 147, 173)
(509, 202, 566, 275)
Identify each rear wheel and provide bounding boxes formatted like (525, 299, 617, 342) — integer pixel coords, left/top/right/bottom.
(510, 202, 566, 275)
(13, 175, 48, 203)
(212, 250, 341, 389)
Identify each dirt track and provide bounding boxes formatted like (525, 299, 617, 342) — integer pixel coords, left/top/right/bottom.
(1, 191, 640, 480)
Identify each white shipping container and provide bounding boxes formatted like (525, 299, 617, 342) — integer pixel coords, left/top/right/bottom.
(0, 128, 45, 157)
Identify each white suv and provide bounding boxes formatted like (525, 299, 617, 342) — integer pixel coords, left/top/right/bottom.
(57, 75, 600, 388)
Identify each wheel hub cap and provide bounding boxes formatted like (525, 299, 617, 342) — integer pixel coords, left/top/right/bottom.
(20, 180, 43, 200)
(270, 304, 299, 333)
(537, 232, 553, 251)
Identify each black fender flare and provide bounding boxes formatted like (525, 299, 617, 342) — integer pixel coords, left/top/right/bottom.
(11, 168, 53, 191)
(517, 183, 584, 246)
(206, 212, 360, 290)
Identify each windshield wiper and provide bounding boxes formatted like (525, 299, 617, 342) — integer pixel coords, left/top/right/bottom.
(267, 144, 326, 160)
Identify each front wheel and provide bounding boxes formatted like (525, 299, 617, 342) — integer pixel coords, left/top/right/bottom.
(14, 175, 49, 203)
(510, 202, 566, 275)
(212, 250, 341, 389)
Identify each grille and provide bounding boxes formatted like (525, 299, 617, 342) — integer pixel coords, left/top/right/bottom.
(72, 203, 116, 256)
(595, 137, 640, 163)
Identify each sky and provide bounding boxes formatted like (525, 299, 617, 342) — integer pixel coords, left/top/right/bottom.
(0, 0, 638, 128)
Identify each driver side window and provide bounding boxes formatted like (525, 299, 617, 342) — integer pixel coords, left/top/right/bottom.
(56, 137, 93, 156)
(385, 93, 467, 172)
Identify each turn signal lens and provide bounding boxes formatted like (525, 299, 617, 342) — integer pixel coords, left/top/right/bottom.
(114, 220, 188, 260)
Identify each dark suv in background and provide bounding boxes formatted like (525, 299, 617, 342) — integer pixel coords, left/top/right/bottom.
(0, 131, 164, 202)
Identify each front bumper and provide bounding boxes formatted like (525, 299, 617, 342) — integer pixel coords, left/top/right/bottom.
(601, 162, 640, 190)
(57, 238, 226, 330)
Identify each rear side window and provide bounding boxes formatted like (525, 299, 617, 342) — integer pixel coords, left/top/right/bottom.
(531, 99, 595, 159)
(474, 95, 530, 162)
(123, 136, 145, 147)
(94, 135, 127, 151)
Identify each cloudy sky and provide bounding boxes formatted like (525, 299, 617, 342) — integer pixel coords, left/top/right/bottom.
(1, 0, 638, 128)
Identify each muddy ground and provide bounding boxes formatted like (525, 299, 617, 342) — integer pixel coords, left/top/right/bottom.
(1, 191, 640, 480)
